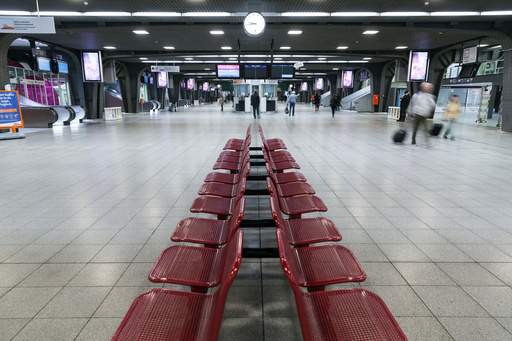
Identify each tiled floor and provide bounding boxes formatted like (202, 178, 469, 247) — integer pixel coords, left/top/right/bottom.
(1, 102, 511, 341)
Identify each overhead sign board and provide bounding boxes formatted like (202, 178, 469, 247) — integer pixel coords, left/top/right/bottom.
(0, 91, 24, 129)
(0, 17, 56, 34)
(150, 66, 180, 73)
(462, 46, 478, 64)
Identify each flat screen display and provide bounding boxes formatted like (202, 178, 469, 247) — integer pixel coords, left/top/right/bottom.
(217, 64, 240, 78)
(315, 78, 324, 90)
(187, 78, 195, 90)
(271, 65, 294, 79)
(157, 71, 167, 88)
(149, 77, 154, 84)
(360, 71, 368, 82)
(37, 57, 51, 72)
(408, 51, 429, 81)
(82, 51, 103, 82)
(57, 61, 68, 74)
(244, 65, 267, 79)
(202, 82, 209, 91)
(343, 70, 353, 87)
(301, 82, 308, 91)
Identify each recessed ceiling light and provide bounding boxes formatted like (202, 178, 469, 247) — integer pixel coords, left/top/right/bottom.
(139, 57, 148, 60)
(318, 57, 327, 60)
(337, 46, 348, 49)
(331, 12, 379, 17)
(274, 58, 282, 60)
(288, 30, 303, 35)
(363, 30, 379, 34)
(84, 12, 131, 16)
(185, 57, 193, 60)
(477, 44, 489, 47)
(210, 30, 224, 35)
(229, 57, 237, 60)
(183, 12, 230, 17)
(163, 46, 175, 49)
(381, 12, 428, 16)
(282, 12, 329, 17)
(431, 12, 480, 16)
(395, 46, 408, 49)
(133, 30, 149, 35)
(333, 68, 339, 70)
(132, 12, 181, 17)
(221, 46, 232, 50)
(363, 57, 372, 60)
(103, 46, 116, 49)
(204, 68, 210, 70)
(481, 11, 512, 16)
(280, 46, 291, 50)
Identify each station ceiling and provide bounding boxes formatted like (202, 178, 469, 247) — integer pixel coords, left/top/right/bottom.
(3, 0, 512, 78)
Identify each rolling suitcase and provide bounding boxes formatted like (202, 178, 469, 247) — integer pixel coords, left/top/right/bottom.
(430, 123, 443, 136)
(393, 129, 407, 143)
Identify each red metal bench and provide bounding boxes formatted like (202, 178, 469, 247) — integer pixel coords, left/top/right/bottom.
(270, 197, 340, 246)
(276, 229, 365, 291)
(172, 198, 245, 246)
(204, 165, 250, 185)
(149, 229, 243, 291)
(213, 153, 250, 172)
(267, 178, 327, 218)
(277, 231, 407, 341)
(218, 136, 251, 160)
(112, 230, 243, 341)
(262, 148, 300, 172)
(265, 164, 314, 197)
(190, 178, 245, 219)
(198, 178, 247, 198)
(224, 125, 252, 150)
(258, 124, 286, 149)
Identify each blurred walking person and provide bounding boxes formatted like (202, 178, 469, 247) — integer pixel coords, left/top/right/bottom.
(409, 82, 436, 147)
(443, 94, 460, 140)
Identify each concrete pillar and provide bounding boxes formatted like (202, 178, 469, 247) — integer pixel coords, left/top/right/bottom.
(501, 50, 512, 132)
(0, 35, 21, 88)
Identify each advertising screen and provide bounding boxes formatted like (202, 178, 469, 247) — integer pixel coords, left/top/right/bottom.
(271, 65, 294, 79)
(82, 51, 103, 82)
(408, 51, 429, 81)
(57, 61, 68, 74)
(37, 57, 51, 72)
(244, 65, 267, 79)
(202, 82, 209, 91)
(157, 71, 167, 88)
(360, 71, 368, 82)
(301, 82, 308, 91)
(217, 64, 240, 78)
(187, 78, 195, 90)
(343, 70, 353, 87)
(149, 77, 154, 84)
(315, 78, 324, 90)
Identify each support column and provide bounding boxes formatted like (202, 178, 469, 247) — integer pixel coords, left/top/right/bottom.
(0, 35, 20, 88)
(501, 50, 512, 132)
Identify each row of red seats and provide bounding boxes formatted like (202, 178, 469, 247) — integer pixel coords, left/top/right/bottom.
(112, 126, 253, 341)
(260, 124, 408, 341)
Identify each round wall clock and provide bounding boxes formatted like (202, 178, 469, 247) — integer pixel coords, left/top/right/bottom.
(244, 12, 265, 37)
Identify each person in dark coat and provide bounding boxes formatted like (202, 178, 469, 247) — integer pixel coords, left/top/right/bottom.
(251, 90, 260, 119)
(398, 90, 411, 122)
(314, 93, 320, 111)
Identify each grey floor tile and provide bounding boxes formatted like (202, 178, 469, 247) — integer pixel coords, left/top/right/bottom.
(223, 285, 263, 318)
(4, 244, 64, 264)
(115, 263, 157, 287)
(438, 263, 506, 286)
(262, 285, 297, 318)
(47, 244, 104, 263)
(263, 317, 302, 341)
(438, 317, 512, 341)
(68, 263, 130, 286)
(36, 287, 111, 318)
(456, 244, 512, 262)
(497, 318, 512, 334)
(378, 244, 430, 262)
(18, 263, 85, 287)
(218, 318, 263, 341)
(395, 316, 454, 341)
(0, 244, 25, 262)
(70, 230, 118, 245)
(108, 229, 154, 244)
(0, 264, 40, 287)
(75, 318, 123, 341)
(94, 286, 157, 318)
(0, 287, 61, 318)
(358, 262, 408, 286)
(412, 286, 490, 317)
(348, 243, 388, 262)
(416, 244, 474, 262)
(0, 319, 31, 341)
(394, 263, 456, 286)
(481, 263, 512, 286)
(463, 286, 512, 317)
(12, 318, 88, 341)
(90, 244, 144, 263)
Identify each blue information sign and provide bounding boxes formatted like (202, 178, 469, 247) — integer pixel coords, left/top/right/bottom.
(0, 91, 24, 128)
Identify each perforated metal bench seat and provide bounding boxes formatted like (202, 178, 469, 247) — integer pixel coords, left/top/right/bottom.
(297, 288, 408, 341)
(204, 162, 250, 185)
(172, 198, 244, 246)
(273, 171, 307, 184)
(270, 197, 341, 246)
(213, 154, 250, 171)
(268, 178, 326, 218)
(190, 196, 241, 219)
(198, 178, 246, 198)
(275, 180, 315, 197)
(113, 231, 243, 341)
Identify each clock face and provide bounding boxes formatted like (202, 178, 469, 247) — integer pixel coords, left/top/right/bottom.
(244, 12, 265, 37)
